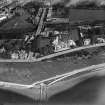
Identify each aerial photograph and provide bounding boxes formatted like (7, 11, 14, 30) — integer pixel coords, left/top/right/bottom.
(0, 0, 105, 105)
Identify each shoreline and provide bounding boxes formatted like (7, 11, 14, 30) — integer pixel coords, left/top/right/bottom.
(0, 63, 104, 100)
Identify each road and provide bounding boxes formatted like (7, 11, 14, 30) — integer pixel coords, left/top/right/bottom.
(0, 76, 105, 105)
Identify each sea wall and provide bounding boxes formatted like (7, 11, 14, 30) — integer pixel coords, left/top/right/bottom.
(0, 63, 105, 100)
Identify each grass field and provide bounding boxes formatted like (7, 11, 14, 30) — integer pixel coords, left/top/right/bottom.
(0, 47, 104, 85)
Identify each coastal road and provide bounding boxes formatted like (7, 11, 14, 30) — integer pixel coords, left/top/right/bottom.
(0, 75, 105, 105)
(0, 62, 105, 100)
